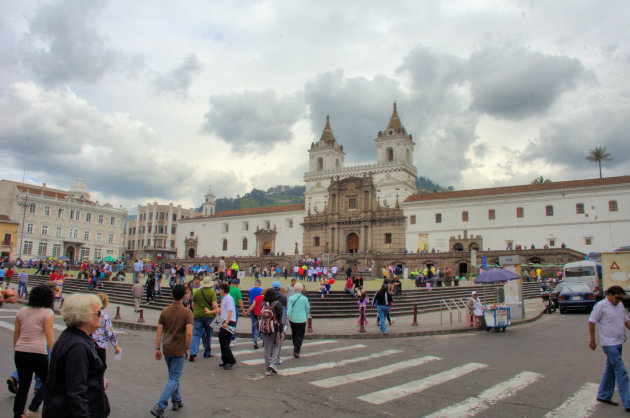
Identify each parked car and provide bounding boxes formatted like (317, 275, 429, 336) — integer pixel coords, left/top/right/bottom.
(557, 283, 596, 313)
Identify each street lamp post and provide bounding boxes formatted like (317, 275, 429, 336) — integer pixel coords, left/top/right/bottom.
(16, 193, 28, 261)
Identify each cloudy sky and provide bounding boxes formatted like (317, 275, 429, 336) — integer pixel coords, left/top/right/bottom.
(1, 0, 629, 211)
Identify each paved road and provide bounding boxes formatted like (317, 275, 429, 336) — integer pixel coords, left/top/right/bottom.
(1, 307, 628, 417)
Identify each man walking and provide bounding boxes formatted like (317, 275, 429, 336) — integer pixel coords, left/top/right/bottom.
(247, 279, 263, 349)
(217, 283, 236, 369)
(132, 259, 143, 284)
(589, 286, 630, 411)
(229, 279, 245, 345)
(190, 277, 218, 361)
(151, 284, 193, 417)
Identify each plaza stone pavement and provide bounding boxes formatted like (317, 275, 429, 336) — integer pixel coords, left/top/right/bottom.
(105, 297, 546, 339)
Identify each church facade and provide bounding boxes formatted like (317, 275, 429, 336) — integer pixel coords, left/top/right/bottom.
(176, 105, 630, 259)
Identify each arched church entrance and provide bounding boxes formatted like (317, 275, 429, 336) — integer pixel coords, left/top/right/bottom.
(188, 248, 195, 258)
(346, 233, 359, 253)
(263, 242, 272, 255)
(459, 262, 468, 276)
(65, 246, 75, 260)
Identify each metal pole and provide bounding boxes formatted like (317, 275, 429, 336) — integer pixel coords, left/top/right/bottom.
(358, 306, 366, 333)
(411, 303, 418, 326)
(18, 194, 28, 260)
(138, 309, 145, 323)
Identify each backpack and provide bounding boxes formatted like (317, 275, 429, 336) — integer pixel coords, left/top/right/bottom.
(258, 301, 278, 334)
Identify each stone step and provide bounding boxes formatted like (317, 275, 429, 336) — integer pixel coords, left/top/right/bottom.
(27, 276, 543, 318)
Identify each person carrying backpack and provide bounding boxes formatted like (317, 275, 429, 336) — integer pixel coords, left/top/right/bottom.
(259, 289, 283, 376)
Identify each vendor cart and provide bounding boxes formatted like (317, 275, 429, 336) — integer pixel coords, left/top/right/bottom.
(483, 306, 511, 332)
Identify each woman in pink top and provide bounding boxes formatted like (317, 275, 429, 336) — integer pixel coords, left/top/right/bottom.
(13, 285, 55, 418)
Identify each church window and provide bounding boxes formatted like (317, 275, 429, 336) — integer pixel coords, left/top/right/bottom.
(242, 238, 248, 250)
(435, 213, 442, 223)
(317, 157, 324, 171)
(314, 237, 320, 247)
(222, 239, 228, 251)
(546, 205, 554, 216)
(488, 209, 495, 220)
(410, 215, 416, 225)
(242, 221, 249, 231)
(516, 207, 524, 218)
(576, 203, 584, 214)
(286, 218, 294, 228)
(385, 233, 392, 244)
(585, 237, 592, 245)
(609, 200, 618, 212)
(462, 211, 469, 222)
(386, 147, 394, 162)
(223, 223, 229, 232)
(189, 232, 194, 237)
(348, 197, 357, 210)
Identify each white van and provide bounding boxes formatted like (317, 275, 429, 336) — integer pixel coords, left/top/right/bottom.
(563, 260, 603, 297)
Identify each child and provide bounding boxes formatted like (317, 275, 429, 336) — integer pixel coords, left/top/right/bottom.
(357, 292, 369, 325)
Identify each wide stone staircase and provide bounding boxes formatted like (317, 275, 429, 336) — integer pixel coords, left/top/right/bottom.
(27, 275, 544, 319)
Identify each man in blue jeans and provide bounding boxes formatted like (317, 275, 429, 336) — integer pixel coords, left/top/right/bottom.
(247, 279, 263, 349)
(152, 284, 193, 418)
(189, 277, 218, 361)
(589, 285, 630, 411)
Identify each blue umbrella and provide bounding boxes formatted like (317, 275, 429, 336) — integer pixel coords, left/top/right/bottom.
(475, 268, 520, 284)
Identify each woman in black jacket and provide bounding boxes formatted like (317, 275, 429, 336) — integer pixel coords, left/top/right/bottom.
(43, 294, 109, 418)
(372, 283, 391, 335)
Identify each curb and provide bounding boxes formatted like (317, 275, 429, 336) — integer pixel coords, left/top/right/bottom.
(111, 308, 548, 338)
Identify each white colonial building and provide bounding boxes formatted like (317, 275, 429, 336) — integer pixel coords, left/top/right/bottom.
(0, 179, 127, 261)
(403, 176, 630, 254)
(175, 104, 630, 258)
(177, 204, 304, 258)
(124, 201, 197, 260)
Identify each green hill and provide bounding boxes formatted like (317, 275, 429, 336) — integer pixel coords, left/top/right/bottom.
(211, 177, 453, 213)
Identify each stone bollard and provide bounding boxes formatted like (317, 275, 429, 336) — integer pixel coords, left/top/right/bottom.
(306, 316, 313, 333)
(114, 306, 121, 320)
(138, 309, 145, 323)
(358, 306, 366, 333)
(411, 303, 418, 326)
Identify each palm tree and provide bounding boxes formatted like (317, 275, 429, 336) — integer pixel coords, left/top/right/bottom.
(586, 146, 613, 178)
(532, 176, 551, 184)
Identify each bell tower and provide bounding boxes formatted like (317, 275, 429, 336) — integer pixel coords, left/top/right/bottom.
(375, 103, 415, 166)
(202, 188, 215, 216)
(307, 116, 345, 174)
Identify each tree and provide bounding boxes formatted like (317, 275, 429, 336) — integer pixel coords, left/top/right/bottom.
(586, 146, 613, 178)
(532, 176, 551, 184)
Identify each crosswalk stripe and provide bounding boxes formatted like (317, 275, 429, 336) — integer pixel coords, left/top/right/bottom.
(242, 344, 367, 366)
(311, 356, 441, 388)
(0, 315, 17, 319)
(425, 371, 543, 417)
(357, 362, 488, 405)
(544, 382, 599, 418)
(0, 308, 20, 313)
(279, 349, 402, 376)
(232, 340, 337, 356)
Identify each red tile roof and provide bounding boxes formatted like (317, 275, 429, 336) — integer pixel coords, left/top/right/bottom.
(0, 214, 18, 223)
(182, 204, 305, 220)
(404, 176, 630, 203)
